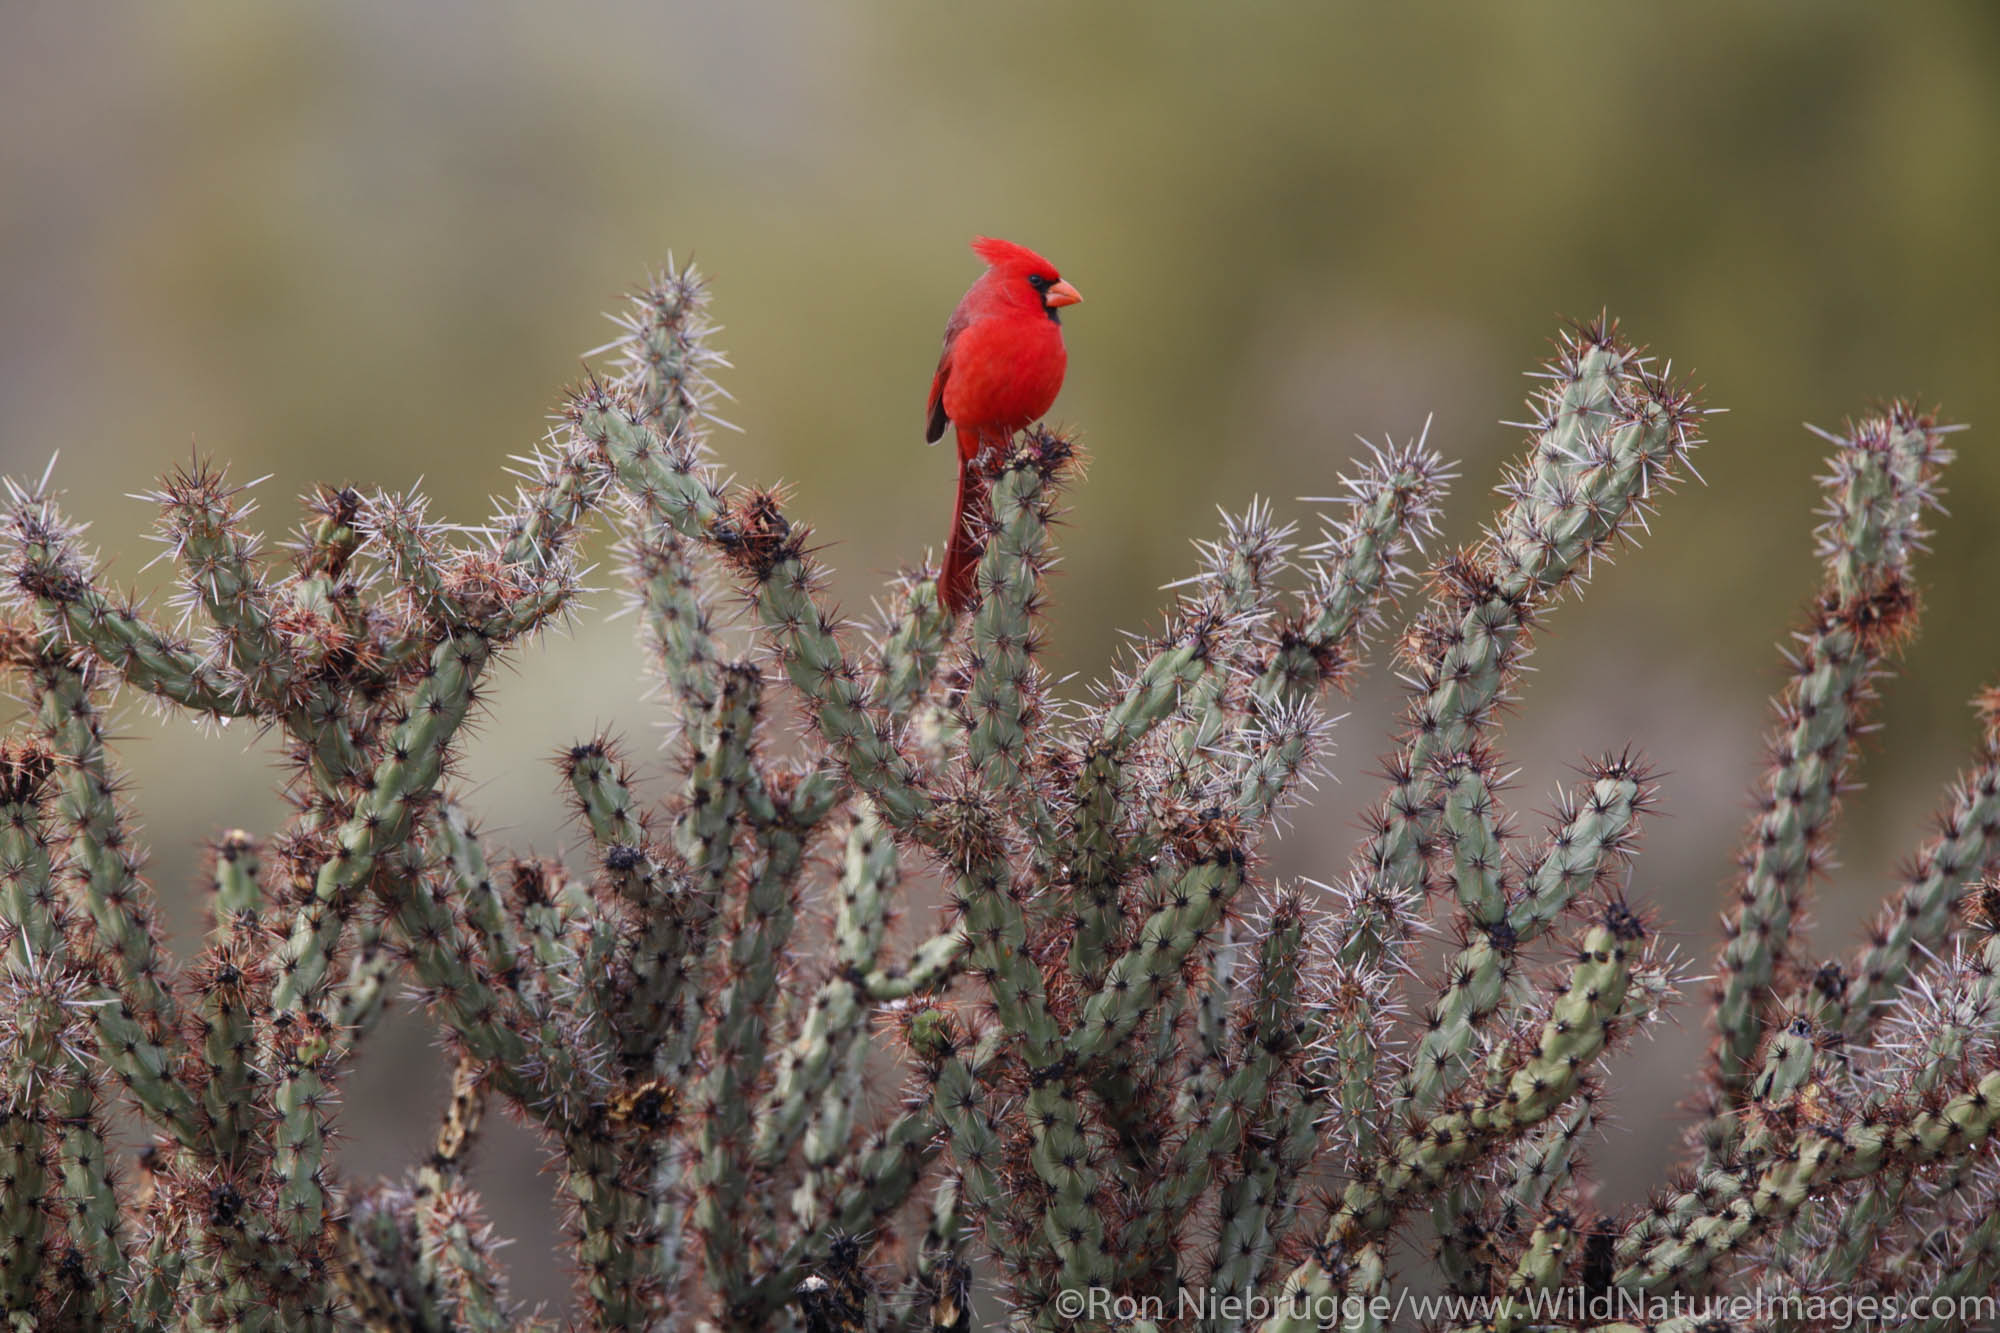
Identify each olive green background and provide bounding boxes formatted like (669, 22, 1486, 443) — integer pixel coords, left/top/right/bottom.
(4, 2, 1997, 1313)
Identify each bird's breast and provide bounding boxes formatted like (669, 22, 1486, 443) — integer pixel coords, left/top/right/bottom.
(940, 315, 1068, 434)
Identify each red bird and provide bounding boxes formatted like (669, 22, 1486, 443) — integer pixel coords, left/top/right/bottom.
(925, 237, 1082, 615)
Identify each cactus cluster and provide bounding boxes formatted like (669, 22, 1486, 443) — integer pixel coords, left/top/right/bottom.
(0, 255, 1996, 1332)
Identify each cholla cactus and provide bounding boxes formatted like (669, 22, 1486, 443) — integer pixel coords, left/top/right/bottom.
(0, 254, 1995, 1333)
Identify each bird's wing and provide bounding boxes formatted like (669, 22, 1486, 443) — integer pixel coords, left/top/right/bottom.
(925, 306, 972, 444)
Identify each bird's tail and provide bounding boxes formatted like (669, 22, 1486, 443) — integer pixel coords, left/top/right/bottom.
(939, 452, 989, 616)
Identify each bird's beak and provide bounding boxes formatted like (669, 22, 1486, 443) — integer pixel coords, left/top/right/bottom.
(1044, 280, 1083, 309)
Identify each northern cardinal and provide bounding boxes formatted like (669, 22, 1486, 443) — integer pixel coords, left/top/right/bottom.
(925, 237, 1082, 615)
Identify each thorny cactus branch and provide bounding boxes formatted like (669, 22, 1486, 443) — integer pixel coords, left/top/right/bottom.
(0, 255, 1993, 1333)
(1259, 905, 1661, 1332)
(871, 571, 955, 729)
(1395, 755, 1655, 1117)
(754, 802, 901, 1173)
(599, 274, 735, 723)
(1314, 333, 1699, 1173)
(1124, 891, 1311, 1289)
(1616, 1065, 2000, 1294)
(1768, 882, 2000, 1302)
(964, 437, 1067, 849)
(0, 622, 203, 1148)
(1708, 408, 1950, 1113)
(0, 741, 74, 1305)
(1343, 332, 1695, 955)
(1827, 690, 2000, 1036)
(1, 484, 250, 718)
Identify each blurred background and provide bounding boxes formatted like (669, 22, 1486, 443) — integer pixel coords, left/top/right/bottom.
(4, 0, 1998, 1313)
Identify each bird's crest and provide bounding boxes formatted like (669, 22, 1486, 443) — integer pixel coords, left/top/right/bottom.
(971, 236, 1057, 276)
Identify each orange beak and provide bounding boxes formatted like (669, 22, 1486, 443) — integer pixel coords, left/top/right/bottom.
(1044, 279, 1083, 308)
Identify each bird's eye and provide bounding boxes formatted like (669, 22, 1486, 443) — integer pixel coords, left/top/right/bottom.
(1026, 274, 1051, 292)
